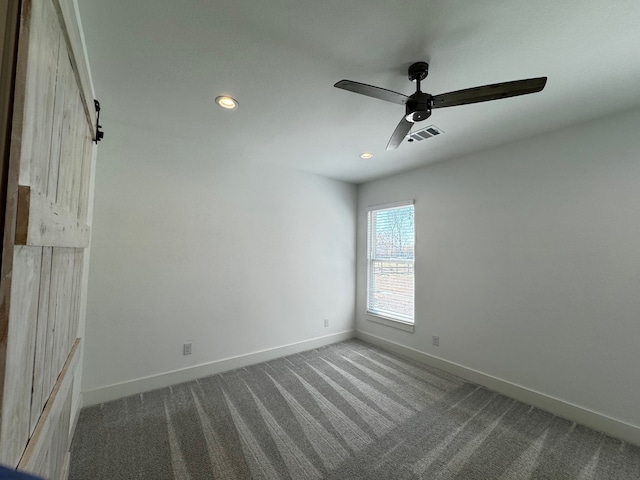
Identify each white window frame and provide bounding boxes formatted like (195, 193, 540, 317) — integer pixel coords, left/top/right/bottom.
(366, 200, 415, 329)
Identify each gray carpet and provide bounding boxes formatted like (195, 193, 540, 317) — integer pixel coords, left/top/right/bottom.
(69, 340, 640, 479)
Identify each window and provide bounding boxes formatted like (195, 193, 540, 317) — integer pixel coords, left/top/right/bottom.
(367, 201, 415, 324)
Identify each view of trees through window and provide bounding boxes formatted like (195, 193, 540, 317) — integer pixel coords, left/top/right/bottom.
(367, 204, 415, 322)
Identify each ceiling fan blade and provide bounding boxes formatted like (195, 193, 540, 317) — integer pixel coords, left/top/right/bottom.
(432, 77, 547, 109)
(334, 80, 408, 105)
(386, 117, 413, 150)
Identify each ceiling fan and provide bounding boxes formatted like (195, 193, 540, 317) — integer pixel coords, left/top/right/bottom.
(334, 62, 547, 150)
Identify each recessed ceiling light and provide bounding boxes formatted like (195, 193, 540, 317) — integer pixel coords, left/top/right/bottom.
(215, 96, 238, 110)
(360, 152, 373, 159)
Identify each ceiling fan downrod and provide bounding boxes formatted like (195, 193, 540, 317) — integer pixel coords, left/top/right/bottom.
(406, 62, 432, 123)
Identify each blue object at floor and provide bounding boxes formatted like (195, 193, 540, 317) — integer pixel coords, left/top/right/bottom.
(0, 466, 44, 480)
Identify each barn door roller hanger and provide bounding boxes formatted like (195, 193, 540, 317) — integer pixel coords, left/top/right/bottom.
(94, 99, 104, 143)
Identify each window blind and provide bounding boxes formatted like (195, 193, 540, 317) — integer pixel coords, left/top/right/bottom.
(367, 203, 415, 323)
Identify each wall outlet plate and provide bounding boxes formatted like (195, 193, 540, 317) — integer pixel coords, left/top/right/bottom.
(183, 342, 192, 355)
(432, 336, 439, 347)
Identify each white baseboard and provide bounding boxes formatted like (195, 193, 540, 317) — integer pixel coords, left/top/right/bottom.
(82, 330, 356, 406)
(356, 331, 640, 447)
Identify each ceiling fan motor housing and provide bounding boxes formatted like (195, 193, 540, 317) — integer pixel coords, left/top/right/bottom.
(406, 92, 432, 122)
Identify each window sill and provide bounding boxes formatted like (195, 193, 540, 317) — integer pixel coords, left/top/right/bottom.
(366, 313, 415, 333)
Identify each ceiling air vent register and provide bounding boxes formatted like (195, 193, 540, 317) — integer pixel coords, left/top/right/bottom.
(408, 125, 444, 143)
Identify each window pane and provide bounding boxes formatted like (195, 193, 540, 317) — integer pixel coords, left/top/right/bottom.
(369, 261, 414, 319)
(372, 207, 414, 260)
(367, 204, 414, 323)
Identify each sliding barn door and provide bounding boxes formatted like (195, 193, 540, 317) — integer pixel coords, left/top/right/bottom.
(0, 0, 96, 478)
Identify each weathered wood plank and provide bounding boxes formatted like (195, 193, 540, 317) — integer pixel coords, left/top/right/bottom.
(69, 98, 87, 218)
(18, 339, 80, 476)
(58, 80, 81, 213)
(43, 249, 61, 401)
(52, 0, 97, 140)
(0, 2, 7, 55)
(52, 391, 72, 479)
(18, 0, 60, 192)
(33, 446, 50, 480)
(60, 451, 71, 480)
(30, 247, 53, 435)
(0, 246, 42, 467)
(54, 56, 78, 212)
(46, 31, 67, 201)
(68, 250, 83, 349)
(77, 124, 94, 222)
(49, 247, 74, 387)
(15, 0, 35, 188)
(15, 185, 91, 248)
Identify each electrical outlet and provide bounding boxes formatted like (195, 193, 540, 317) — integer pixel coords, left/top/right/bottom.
(183, 342, 192, 355)
(324, 318, 329, 327)
(432, 336, 439, 347)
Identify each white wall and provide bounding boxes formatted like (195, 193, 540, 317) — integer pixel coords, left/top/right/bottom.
(357, 108, 640, 430)
(82, 120, 356, 396)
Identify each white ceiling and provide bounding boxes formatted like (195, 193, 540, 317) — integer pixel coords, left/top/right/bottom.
(77, 0, 640, 184)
